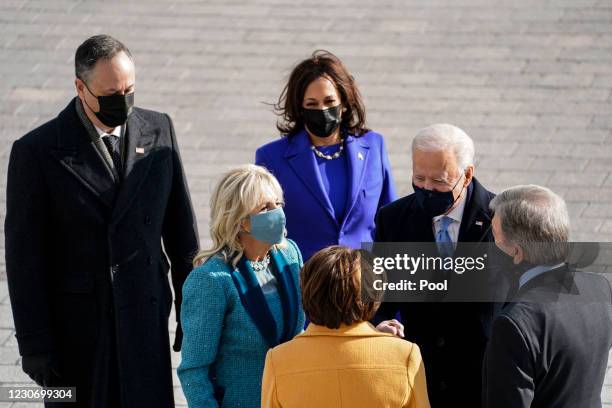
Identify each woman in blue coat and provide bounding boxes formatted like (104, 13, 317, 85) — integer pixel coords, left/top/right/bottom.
(178, 164, 305, 407)
(256, 50, 396, 261)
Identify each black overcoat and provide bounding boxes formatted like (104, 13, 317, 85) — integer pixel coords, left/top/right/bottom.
(5, 98, 199, 407)
(373, 178, 506, 408)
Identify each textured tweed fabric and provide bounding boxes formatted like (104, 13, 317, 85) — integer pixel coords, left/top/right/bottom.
(178, 239, 305, 408)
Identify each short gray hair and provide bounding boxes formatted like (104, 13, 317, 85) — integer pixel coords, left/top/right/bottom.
(412, 124, 475, 172)
(75, 35, 132, 84)
(490, 185, 570, 265)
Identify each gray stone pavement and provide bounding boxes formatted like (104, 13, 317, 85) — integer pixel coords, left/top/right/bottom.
(1, 0, 612, 406)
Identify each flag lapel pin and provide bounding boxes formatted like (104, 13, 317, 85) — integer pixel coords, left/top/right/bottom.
(135, 147, 145, 154)
(358, 152, 364, 160)
(475, 220, 483, 226)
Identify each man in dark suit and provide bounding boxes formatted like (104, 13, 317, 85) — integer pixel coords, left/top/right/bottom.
(374, 124, 500, 407)
(5, 35, 199, 407)
(483, 185, 612, 408)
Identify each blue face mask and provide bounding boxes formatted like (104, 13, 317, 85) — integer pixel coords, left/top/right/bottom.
(247, 207, 286, 245)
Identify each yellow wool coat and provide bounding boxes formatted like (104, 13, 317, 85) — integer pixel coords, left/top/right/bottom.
(261, 321, 430, 408)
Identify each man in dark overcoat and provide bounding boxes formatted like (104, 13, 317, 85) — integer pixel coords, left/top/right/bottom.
(5, 34, 199, 407)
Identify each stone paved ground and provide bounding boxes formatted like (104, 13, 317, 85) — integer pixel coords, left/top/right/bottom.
(1, 0, 612, 406)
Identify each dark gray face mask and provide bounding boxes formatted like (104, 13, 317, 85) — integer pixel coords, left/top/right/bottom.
(82, 80, 134, 128)
(302, 106, 342, 138)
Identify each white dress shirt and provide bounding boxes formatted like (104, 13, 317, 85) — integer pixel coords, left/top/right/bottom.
(94, 124, 122, 139)
(432, 193, 467, 247)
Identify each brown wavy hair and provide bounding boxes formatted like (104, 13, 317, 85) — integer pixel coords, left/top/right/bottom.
(274, 50, 368, 138)
(301, 246, 380, 329)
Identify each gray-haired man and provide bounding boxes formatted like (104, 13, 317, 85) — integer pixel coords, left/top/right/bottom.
(374, 123, 500, 407)
(483, 185, 612, 408)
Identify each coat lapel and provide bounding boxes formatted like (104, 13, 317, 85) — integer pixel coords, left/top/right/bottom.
(405, 198, 436, 242)
(269, 247, 299, 342)
(50, 99, 116, 209)
(110, 110, 157, 223)
(232, 257, 280, 347)
(342, 136, 370, 228)
(285, 130, 337, 225)
(230, 246, 301, 348)
(457, 178, 494, 243)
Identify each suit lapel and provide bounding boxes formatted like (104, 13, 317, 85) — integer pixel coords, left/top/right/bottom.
(110, 110, 157, 223)
(285, 130, 337, 225)
(406, 198, 436, 242)
(458, 178, 493, 243)
(50, 99, 116, 208)
(342, 136, 370, 228)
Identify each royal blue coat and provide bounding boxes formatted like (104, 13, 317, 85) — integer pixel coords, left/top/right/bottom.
(256, 129, 396, 261)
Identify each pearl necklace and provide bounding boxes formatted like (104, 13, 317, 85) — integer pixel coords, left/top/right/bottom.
(311, 139, 344, 160)
(249, 254, 270, 272)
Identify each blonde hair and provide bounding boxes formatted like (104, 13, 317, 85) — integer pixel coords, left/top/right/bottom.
(193, 164, 286, 268)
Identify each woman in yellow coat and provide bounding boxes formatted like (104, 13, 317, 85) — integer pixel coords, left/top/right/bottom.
(261, 246, 430, 408)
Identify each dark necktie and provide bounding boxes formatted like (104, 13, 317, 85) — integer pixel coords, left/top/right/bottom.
(102, 134, 122, 177)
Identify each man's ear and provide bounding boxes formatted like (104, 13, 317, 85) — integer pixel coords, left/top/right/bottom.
(75, 78, 85, 99)
(464, 165, 475, 187)
(513, 245, 525, 265)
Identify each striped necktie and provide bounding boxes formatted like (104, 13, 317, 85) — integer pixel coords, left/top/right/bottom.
(102, 134, 122, 178)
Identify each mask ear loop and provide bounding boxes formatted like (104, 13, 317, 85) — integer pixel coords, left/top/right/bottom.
(80, 78, 100, 98)
(239, 215, 252, 235)
(78, 77, 101, 114)
(443, 171, 468, 214)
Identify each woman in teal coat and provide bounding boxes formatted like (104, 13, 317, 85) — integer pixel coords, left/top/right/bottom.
(178, 164, 305, 407)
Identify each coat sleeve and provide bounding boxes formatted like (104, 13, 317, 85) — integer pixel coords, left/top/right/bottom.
(373, 207, 387, 243)
(255, 146, 272, 171)
(377, 135, 397, 210)
(286, 239, 306, 332)
(482, 315, 534, 408)
(261, 350, 281, 408)
(161, 113, 200, 352)
(4, 139, 56, 356)
(287, 238, 304, 269)
(406, 344, 430, 408)
(370, 208, 399, 325)
(177, 266, 226, 408)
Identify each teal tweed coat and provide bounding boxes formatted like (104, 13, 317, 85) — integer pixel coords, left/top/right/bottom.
(178, 239, 305, 407)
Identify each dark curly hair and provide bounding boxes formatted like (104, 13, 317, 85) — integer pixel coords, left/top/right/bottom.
(274, 50, 368, 138)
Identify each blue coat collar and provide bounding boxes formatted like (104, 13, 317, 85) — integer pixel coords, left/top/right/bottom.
(231, 246, 300, 347)
(284, 128, 370, 226)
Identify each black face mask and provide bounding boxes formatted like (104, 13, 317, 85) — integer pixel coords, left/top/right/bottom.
(302, 106, 342, 138)
(82, 81, 134, 128)
(413, 174, 466, 218)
